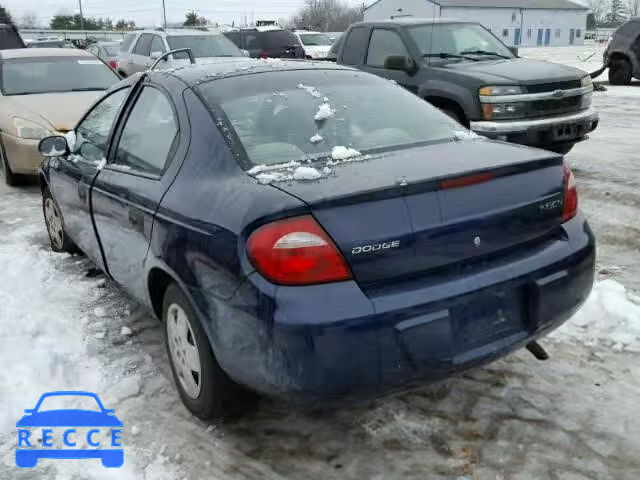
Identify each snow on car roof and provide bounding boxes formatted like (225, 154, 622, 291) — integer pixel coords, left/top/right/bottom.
(161, 58, 352, 86)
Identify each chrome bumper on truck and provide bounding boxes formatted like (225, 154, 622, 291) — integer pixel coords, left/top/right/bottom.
(470, 107, 599, 148)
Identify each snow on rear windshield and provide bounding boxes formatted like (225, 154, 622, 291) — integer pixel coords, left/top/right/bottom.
(196, 70, 458, 167)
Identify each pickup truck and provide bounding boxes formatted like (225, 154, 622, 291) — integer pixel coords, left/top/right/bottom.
(334, 18, 598, 154)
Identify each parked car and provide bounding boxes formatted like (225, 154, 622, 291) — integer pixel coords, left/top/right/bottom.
(293, 30, 333, 59)
(603, 18, 640, 85)
(37, 58, 594, 418)
(224, 27, 305, 59)
(87, 41, 121, 70)
(334, 19, 599, 155)
(28, 38, 72, 49)
(0, 22, 25, 49)
(326, 32, 343, 42)
(0, 48, 121, 185)
(116, 29, 244, 77)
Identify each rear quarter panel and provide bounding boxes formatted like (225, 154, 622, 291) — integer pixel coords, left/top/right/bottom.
(148, 87, 307, 343)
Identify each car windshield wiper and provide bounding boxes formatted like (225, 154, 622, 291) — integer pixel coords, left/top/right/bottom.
(423, 52, 479, 61)
(460, 49, 511, 59)
(70, 87, 107, 92)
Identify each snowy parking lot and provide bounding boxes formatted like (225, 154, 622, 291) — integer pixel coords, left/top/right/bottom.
(1, 44, 640, 479)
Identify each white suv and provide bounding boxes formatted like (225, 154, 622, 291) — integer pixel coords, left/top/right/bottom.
(116, 28, 244, 77)
(292, 30, 333, 59)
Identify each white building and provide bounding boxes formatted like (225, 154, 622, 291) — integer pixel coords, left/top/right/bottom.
(364, 0, 589, 46)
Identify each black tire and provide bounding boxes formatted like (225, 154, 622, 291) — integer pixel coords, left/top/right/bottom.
(42, 187, 77, 253)
(608, 58, 632, 85)
(162, 283, 242, 419)
(547, 143, 575, 155)
(0, 139, 21, 186)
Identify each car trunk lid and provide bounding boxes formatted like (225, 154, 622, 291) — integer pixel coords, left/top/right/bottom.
(269, 140, 565, 289)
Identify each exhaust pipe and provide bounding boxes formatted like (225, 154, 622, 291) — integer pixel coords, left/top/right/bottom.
(526, 340, 549, 361)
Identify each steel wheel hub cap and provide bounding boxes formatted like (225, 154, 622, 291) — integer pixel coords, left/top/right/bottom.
(44, 198, 64, 249)
(167, 303, 202, 399)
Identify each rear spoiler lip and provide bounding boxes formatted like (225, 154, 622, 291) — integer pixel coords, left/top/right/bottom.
(289, 155, 563, 210)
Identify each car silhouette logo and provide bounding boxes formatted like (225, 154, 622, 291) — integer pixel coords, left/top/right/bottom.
(15, 391, 123, 468)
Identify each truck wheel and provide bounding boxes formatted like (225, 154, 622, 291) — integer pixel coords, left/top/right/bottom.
(0, 139, 21, 186)
(608, 58, 632, 85)
(42, 187, 77, 253)
(163, 283, 245, 419)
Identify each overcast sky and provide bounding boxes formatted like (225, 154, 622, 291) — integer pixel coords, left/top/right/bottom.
(3, 0, 368, 28)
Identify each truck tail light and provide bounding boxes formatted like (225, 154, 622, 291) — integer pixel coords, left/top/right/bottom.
(563, 163, 578, 222)
(247, 216, 352, 285)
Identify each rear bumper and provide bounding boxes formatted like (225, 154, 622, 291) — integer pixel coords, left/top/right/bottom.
(193, 213, 595, 405)
(470, 107, 599, 148)
(1, 132, 43, 175)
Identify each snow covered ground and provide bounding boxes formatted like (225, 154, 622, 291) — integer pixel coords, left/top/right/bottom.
(1, 44, 640, 479)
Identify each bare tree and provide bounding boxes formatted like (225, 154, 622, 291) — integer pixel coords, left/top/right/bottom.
(588, 0, 611, 24)
(629, 0, 640, 16)
(291, 0, 363, 32)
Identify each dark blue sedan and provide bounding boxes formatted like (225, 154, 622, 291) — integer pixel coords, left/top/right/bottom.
(38, 58, 595, 418)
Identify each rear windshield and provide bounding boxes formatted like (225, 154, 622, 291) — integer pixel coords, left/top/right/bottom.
(103, 45, 120, 56)
(0, 57, 120, 95)
(261, 30, 301, 48)
(197, 70, 457, 167)
(299, 33, 332, 46)
(167, 34, 242, 59)
(30, 41, 67, 48)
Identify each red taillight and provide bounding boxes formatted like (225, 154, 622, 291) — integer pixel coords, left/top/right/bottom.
(563, 163, 578, 222)
(109, 60, 117, 69)
(441, 172, 494, 190)
(260, 52, 269, 59)
(247, 216, 352, 285)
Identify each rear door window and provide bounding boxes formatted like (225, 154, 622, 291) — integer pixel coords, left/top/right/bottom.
(151, 35, 166, 55)
(120, 33, 137, 52)
(261, 30, 300, 48)
(133, 34, 153, 56)
(112, 87, 178, 176)
(341, 27, 370, 65)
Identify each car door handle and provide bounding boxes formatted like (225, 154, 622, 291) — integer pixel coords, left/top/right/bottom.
(128, 209, 144, 227)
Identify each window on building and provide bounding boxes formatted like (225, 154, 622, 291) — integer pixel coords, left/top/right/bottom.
(503, 29, 509, 38)
(555, 29, 561, 38)
(528, 29, 532, 38)
(576, 29, 582, 38)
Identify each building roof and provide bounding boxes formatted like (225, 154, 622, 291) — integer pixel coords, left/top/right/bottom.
(366, 0, 588, 11)
(0, 48, 94, 60)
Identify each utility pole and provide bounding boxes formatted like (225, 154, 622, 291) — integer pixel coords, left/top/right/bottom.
(78, 0, 84, 33)
(162, 0, 167, 28)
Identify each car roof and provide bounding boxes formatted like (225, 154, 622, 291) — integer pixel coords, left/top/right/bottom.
(138, 28, 224, 36)
(352, 17, 471, 27)
(294, 30, 325, 35)
(0, 48, 93, 59)
(154, 57, 352, 86)
(94, 41, 121, 46)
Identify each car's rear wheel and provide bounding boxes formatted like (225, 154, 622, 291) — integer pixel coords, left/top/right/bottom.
(608, 58, 632, 85)
(42, 187, 77, 253)
(162, 283, 244, 419)
(0, 139, 21, 186)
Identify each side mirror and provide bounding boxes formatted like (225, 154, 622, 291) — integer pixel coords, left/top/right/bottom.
(241, 49, 250, 57)
(508, 46, 519, 57)
(24, 409, 34, 414)
(384, 55, 417, 74)
(39, 136, 69, 157)
(150, 51, 164, 60)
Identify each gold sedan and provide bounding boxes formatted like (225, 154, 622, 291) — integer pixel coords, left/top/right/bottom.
(0, 48, 120, 185)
